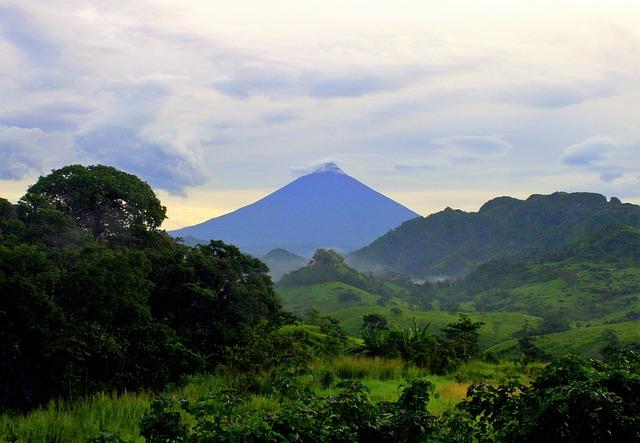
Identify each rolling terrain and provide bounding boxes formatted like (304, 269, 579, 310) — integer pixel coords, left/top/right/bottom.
(278, 226, 640, 357)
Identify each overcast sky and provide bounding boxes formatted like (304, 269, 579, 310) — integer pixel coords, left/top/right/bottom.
(1, 0, 639, 229)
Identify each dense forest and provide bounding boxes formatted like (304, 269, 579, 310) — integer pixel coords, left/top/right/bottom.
(0, 165, 286, 411)
(1, 165, 639, 442)
(351, 192, 640, 277)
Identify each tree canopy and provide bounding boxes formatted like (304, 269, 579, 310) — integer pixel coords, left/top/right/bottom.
(19, 164, 166, 243)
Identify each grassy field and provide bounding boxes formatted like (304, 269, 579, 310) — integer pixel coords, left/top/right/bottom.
(464, 260, 640, 321)
(278, 282, 541, 348)
(487, 320, 640, 357)
(0, 357, 540, 442)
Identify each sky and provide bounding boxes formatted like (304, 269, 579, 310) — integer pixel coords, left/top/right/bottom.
(1, 0, 639, 230)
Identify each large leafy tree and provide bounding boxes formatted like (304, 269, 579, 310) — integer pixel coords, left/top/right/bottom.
(19, 164, 166, 242)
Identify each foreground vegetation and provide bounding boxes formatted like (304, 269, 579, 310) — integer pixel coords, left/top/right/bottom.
(3, 348, 637, 442)
(0, 356, 543, 442)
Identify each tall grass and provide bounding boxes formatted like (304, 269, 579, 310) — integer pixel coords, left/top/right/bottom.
(0, 391, 149, 443)
(0, 357, 538, 441)
(325, 355, 406, 380)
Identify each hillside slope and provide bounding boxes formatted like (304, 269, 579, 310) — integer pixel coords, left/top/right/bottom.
(446, 225, 640, 321)
(350, 192, 640, 277)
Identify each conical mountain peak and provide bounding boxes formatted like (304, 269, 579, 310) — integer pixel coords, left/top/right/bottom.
(171, 167, 420, 256)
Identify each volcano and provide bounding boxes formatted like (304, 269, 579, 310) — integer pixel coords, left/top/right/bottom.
(170, 163, 420, 256)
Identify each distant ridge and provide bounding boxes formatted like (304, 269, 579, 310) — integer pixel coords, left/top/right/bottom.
(262, 248, 308, 282)
(350, 192, 640, 277)
(170, 163, 420, 256)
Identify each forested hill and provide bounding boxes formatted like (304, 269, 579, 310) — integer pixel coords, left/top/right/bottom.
(350, 192, 640, 278)
(441, 225, 640, 321)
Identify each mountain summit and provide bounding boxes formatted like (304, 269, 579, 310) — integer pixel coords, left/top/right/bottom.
(170, 163, 420, 256)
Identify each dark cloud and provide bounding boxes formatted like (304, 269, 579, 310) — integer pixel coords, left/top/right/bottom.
(74, 126, 207, 195)
(561, 136, 640, 183)
(600, 171, 623, 183)
(307, 74, 400, 98)
(212, 64, 435, 99)
(0, 101, 92, 132)
(212, 65, 295, 98)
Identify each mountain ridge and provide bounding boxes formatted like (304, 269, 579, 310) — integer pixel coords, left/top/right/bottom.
(350, 191, 640, 277)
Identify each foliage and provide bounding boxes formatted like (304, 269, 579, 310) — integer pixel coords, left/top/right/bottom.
(139, 377, 438, 443)
(458, 348, 640, 442)
(443, 226, 640, 322)
(353, 192, 640, 277)
(353, 314, 483, 374)
(19, 164, 166, 245)
(0, 166, 288, 411)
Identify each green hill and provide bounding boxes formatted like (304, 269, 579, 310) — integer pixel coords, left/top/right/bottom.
(279, 249, 435, 308)
(447, 225, 640, 321)
(487, 321, 640, 358)
(277, 281, 538, 349)
(350, 192, 640, 277)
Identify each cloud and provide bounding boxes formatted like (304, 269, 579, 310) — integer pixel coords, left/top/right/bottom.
(0, 125, 46, 180)
(0, 101, 92, 132)
(260, 109, 299, 125)
(600, 171, 623, 183)
(74, 126, 207, 196)
(212, 63, 438, 100)
(394, 163, 437, 172)
(290, 158, 343, 175)
(432, 135, 513, 158)
(498, 79, 615, 108)
(561, 136, 621, 167)
(0, 5, 59, 66)
(561, 136, 639, 183)
(0, 4, 76, 91)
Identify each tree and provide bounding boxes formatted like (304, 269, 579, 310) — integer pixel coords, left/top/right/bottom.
(362, 313, 388, 331)
(0, 244, 70, 410)
(19, 164, 166, 242)
(148, 240, 284, 365)
(441, 314, 484, 362)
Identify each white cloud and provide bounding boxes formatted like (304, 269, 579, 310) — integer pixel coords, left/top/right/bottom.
(561, 135, 640, 183)
(0, 125, 46, 179)
(432, 135, 513, 158)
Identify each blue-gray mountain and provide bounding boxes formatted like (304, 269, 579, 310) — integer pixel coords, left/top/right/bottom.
(170, 163, 420, 256)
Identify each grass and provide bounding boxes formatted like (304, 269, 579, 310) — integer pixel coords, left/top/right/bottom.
(277, 282, 541, 348)
(0, 391, 149, 443)
(1, 356, 540, 441)
(487, 320, 640, 358)
(468, 260, 640, 321)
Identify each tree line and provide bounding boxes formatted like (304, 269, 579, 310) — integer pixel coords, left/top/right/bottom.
(0, 165, 286, 410)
